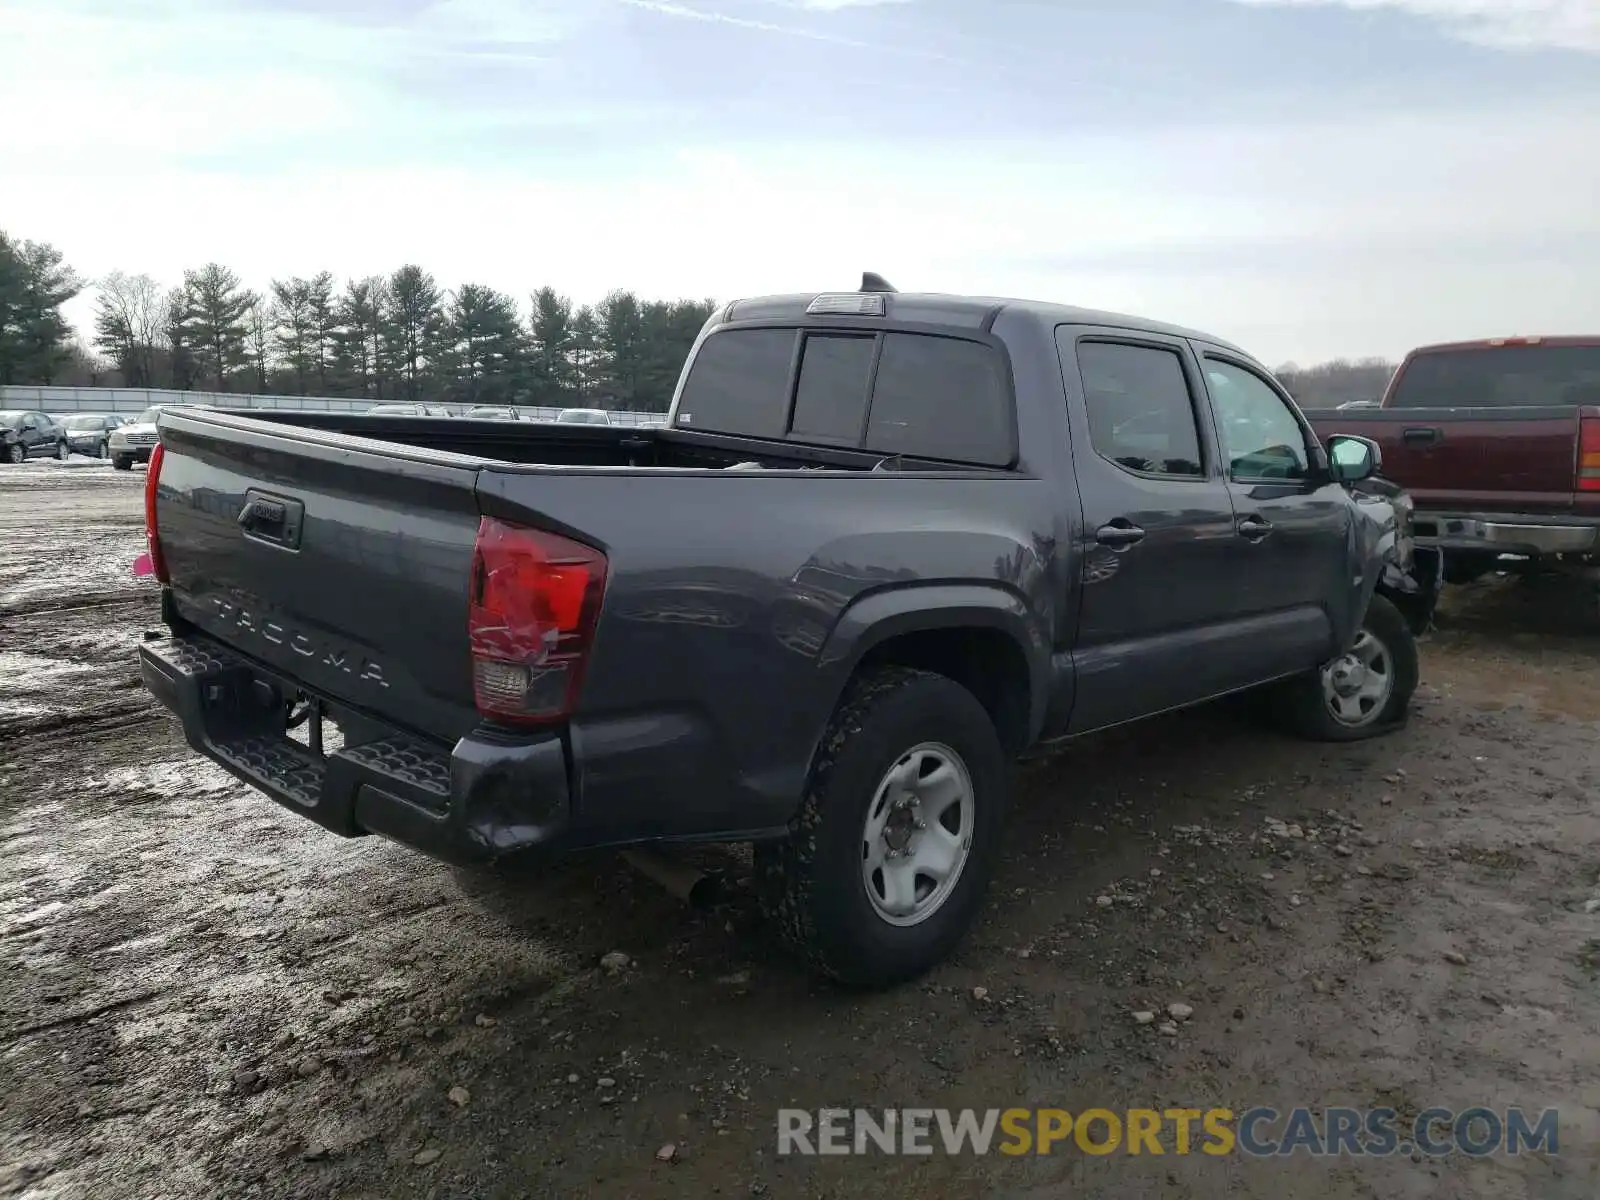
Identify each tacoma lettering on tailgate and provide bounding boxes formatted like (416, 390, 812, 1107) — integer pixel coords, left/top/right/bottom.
(212, 597, 390, 689)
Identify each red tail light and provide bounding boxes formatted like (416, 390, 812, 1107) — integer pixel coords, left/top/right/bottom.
(468, 517, 608, 725)
(1580, 415, 1600, 493)
(144, 442, 170, 583)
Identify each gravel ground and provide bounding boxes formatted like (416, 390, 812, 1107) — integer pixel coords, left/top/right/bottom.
(2, 461, 1598, 1199)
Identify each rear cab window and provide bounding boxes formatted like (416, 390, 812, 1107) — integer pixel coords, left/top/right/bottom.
(1388, 344, 1600, 408)
(674, 325, 1014, 467)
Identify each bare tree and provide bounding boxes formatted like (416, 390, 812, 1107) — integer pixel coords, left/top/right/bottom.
(245, 294, 272, 392)
(91, 271, 164, 386)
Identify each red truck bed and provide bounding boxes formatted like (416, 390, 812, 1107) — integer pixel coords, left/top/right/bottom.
(1303, 337, 1600, 567)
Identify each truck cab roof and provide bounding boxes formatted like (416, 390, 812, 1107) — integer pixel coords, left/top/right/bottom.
(716, 289, 1253, 362)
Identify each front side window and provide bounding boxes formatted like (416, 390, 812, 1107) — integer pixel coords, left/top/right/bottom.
(1075, 341, 1204, 478)
(1204, 359, 1309, 481)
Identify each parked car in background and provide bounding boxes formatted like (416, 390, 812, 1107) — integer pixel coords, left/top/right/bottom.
(555, 408, 612, 425)
(139, 276, 1435, 988)
(111, 404, 206, 470)
(465, 406, 519, 421)
(1, 410, 69, 463)
(61, 414, 126, 459)
(1304, 335, 1600, 588)
(367, 403, 454, 418)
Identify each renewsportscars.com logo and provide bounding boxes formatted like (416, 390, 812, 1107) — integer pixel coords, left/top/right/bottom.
(777, 1107, 1560, 1158)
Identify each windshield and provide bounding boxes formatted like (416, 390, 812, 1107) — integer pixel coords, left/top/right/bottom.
(134, 406, 164, 424)
(62, 415, 103, 430)
(1388, 345, 1600, 408)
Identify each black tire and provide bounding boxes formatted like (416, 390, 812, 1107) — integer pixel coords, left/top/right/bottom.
(97, 441, 109, 460)
(4, 443, 22, 464)
(1279, 594, 1419, 742)
(112, 455, 133, 471)
(56, 440, 69, 461)
(755, 666, 1009, 989)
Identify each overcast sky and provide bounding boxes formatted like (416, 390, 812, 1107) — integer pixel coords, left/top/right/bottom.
(3, 0, 1597, 365)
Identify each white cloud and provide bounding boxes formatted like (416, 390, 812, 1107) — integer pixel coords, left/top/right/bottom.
(1229, 0, 1600, 53)
(618, 0, 946, 54)
(777, 0, 914, 9)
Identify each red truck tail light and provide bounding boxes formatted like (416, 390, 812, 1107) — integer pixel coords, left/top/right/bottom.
(1581, 415, 1600, 493)
(144, 443, 170, 583)
(467, 517, 608, 725)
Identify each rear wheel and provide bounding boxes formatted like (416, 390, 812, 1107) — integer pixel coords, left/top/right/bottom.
(1280, 594, 1418, 741)
(756, 666, 1008, 988)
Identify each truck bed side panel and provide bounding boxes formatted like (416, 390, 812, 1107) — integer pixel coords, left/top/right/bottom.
(474, 468, 1060, 835)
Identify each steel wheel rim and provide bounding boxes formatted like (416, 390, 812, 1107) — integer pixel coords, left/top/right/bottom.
(1321, 629, 1394, 727)
(860, 741, 975, 928)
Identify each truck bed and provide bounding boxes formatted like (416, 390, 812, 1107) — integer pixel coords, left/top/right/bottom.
(145, 406, 1047, 859)
(229, 409, 968, 473)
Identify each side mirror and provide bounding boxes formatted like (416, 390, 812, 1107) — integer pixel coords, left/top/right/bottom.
(1327, 434, 1380, 483)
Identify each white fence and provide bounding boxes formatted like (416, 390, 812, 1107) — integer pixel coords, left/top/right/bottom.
(0, 385, 664, 426)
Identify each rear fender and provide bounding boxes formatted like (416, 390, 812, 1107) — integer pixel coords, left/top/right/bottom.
(813, 581, 1050, 751)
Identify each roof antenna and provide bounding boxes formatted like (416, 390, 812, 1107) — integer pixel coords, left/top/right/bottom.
(860, 272, 897, 294)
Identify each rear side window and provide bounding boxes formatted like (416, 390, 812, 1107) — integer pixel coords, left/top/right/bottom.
(676, 328, 795, 438)
(1388, 345, 1600, 408)
(866, 334, 1012, 466)
(1075, 342, 1204, 477)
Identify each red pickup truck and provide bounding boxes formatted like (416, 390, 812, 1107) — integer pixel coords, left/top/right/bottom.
(1303, 336, 1600, 587)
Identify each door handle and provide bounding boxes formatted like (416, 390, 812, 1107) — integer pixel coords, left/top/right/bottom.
(1402, 426, 1441, 446)
(1095, 522, 1146, 548)
(1237, 515, 1273, 541)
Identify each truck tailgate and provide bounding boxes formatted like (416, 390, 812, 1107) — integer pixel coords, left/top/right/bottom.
(1307, 407, 1583, 513)
(152, 408, 485, 743)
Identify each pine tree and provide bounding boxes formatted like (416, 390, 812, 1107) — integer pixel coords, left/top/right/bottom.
(182, 263, 252, 390)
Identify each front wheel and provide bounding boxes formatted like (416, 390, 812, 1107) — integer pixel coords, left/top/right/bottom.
(1279, 594, 1419, 742)
(56, 440, 70, 461)
(756, 666, 1008, 989)
(112, 455, 132, 471)
(97, 441, 110, 460)
(5, 443, 22, 464)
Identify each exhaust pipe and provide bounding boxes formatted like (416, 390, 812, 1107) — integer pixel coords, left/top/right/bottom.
(620, 848, 722, 907)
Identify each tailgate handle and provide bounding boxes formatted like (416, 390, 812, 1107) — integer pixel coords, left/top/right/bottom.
(1402, 426, 1441, 446)
(237, 490, 304, 550)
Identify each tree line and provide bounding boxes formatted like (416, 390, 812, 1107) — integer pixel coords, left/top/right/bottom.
(1275, 358, 1397, 410)
(5, 226, 1400, 412)
(2, 230, 715, 410)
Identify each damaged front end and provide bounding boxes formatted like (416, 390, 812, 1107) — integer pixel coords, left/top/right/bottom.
(1354, 476, 1441, 637)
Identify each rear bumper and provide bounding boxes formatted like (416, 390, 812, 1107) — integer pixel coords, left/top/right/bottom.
(139, 628, 782, 866)
(140, 632, 579, 867)
(1412, 512, 1600, 556)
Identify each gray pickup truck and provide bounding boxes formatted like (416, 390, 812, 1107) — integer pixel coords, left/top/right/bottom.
(138, 277, 1438, 988)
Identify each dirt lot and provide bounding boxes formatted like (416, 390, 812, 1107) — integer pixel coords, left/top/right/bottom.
(3, 461, 1598, 1199)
